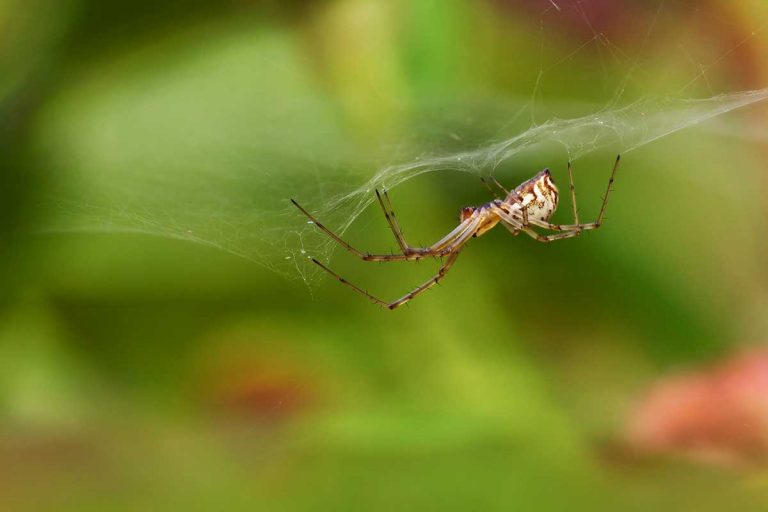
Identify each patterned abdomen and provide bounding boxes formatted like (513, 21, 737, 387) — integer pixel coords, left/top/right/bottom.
(513, 168, 559, 222)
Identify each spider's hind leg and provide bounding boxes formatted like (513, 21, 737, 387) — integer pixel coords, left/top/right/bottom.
(291, 198, 409, 261)
(521, 227, 585, 243)
(386, 250, 461, 309)
(567, 160, 580, 225)
(526, 154, 621, 236)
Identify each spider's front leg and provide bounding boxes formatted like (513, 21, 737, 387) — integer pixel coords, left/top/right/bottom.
(386, 250, 462, 309)
(312, 250, 462, 309)
(376, 188, 480, 258)
(292, 195, 483, 261)
(375, 188, 409, 254)
(311, 224, 475, 310)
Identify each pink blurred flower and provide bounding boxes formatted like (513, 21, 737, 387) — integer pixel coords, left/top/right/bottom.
(626, 349, 768, 465)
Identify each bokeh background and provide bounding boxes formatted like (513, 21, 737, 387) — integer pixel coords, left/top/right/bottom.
(3, 0, 768, 510)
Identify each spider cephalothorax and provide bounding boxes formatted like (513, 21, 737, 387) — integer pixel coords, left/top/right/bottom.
(292, 155, 620, 310)
(459, 206, 475, 222)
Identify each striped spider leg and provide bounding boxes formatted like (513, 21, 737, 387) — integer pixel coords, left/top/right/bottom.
(291, 155, 620, 310)
(291, 196, 498, 309)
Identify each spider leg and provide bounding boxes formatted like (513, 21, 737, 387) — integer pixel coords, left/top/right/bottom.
(489, 204, 526, 231)
(310, 258, 389, 308)
(311, 220, 480, 309)
(491, 204, 550, 242)
(312, 251, 462, 310)
(292, 198, 485, 261)
(380, 187, 477, 256)
(596, 154, 621, 226)
(523, 154, 620, 234)
(490, 176, 510, 196)
(480, 177, 500, 199)
(527, 218, 599, 232)
(480, 176, 510, 199)
(387, 251, 461, 309)
(375, 188, 409, 253)
(480, 177, 502, 199)
(292, 198, 408, 261)
(567, 160, 580, 225)
(520, 227, 586, 243)
(430, 215, 484, 255)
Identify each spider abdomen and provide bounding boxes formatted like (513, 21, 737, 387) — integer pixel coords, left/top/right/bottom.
(512, 168, 559, 221)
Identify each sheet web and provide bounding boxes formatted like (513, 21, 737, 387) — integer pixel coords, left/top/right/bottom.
(39, 1, 768, 288)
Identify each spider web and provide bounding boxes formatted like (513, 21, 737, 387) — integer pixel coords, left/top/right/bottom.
(34, 1, 768, 288)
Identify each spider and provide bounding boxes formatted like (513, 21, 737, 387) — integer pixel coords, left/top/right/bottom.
(291, 155, 620, 310)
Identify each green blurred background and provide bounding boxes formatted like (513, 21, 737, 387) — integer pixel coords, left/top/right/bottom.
(2, 0, 768, 510)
